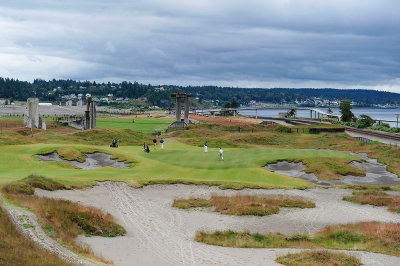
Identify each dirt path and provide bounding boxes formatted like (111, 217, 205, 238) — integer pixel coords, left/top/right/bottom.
(35, 182, 400, 266)
(0, 196, 96, 266)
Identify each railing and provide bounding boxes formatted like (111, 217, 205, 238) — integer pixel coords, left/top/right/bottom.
(354, 136, 373, 143)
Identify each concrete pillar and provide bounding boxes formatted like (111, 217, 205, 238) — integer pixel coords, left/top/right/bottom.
(176, 97, 181, 121)
(90, 101, 96, 129)
(85, 97, 96, 130)
(24, 98, 39, 128)
(184, 95, 189, 124)
(255, 109, 258, 119)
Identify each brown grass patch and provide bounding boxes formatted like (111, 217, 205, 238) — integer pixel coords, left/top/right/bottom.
(195, 222, 400, 256)
(173, 194, 315, 216)
(0, 205, 72, 266)
(190, 114, 263, 125)
(2, 175, 125, 264)
(296, 158, 366, 181)
(343, 190, 400, 213)
(5, 194, 125, 263)
(275, 251, 361, 266)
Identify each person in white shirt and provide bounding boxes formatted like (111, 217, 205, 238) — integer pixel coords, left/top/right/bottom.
(204, 141, 208, 153)
(160, 138, 164, 149)
(219, 147, 223, 161)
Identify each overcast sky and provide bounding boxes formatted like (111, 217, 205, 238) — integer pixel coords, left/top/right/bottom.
(0, 0, 399, 91)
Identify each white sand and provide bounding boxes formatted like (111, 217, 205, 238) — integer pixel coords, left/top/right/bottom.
(35, 182, 400, 266)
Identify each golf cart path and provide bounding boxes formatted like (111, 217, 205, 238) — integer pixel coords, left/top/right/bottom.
(0, 196, 96, 266)
(36, 182, 400, 266)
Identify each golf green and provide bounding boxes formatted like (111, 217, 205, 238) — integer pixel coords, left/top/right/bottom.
(0, 140, 360, 189)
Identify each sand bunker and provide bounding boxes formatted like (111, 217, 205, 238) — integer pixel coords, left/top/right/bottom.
(34, 152, 130, 169)
(266, 152, 400, 186)
(35, 182, 400, 266)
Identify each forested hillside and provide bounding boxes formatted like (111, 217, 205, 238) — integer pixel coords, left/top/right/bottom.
(1, 77, 400, 107)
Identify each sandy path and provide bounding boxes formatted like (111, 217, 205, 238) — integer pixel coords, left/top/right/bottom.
(0, 196, 95, 266)
(35, 182, 400, 266)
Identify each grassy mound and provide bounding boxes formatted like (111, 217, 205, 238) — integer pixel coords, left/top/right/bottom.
(56, 147, 86, 162)
(173, 194, 315, 216)
(334, 184, 399, 191)
(275, 251, 361, 266)
(343, 190, 400, 213)
(295, 157, 366, 181)
(72, 128, 150, 145)
(2, 175, 67, 195)
(0, 206, 72, 266)
(195, 222, 400, 256)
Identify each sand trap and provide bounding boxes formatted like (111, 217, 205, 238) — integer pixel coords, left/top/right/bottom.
(266, 152, 400, 186)
(34, 152, 130, 169)
(35, 182, 400, 266)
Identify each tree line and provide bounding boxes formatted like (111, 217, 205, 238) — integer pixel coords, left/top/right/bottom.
(1, 77, 400, 107)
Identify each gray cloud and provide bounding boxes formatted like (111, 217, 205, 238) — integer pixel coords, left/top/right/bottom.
(0, 0, 399, 91)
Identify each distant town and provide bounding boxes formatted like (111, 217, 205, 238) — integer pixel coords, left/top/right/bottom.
(1, 77, 400, 109)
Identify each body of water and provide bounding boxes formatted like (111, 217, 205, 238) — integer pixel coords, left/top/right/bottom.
(239, 108, 400, 127)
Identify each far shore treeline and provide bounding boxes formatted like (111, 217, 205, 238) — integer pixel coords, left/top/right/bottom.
(1, 77, 400, 107)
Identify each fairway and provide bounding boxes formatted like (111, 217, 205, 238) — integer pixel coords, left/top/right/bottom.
(0, 140, 360, 189)
(96, 117, 174, 132)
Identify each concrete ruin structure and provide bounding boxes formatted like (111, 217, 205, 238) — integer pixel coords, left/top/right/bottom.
(168, 93, 192, 129)
(24, 98, 46, 130)
(56, 97, 96, 130)
(84, 97, 96, 129)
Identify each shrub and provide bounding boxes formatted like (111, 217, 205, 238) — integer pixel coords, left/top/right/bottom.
(275, 125, 292, 133)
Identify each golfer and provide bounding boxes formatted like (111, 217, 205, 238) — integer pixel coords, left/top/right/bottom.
(153, 138, 157, 149)
(219, 147, 223, 161)
(160, 138, 164, 149)
(204, 141, 208, 153)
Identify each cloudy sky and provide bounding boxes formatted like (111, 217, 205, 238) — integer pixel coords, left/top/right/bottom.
(0, 0, 399, 91)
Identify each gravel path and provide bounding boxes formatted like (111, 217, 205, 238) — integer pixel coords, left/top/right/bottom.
(0, 197, 96, 266)
(36, 182, 400, 266)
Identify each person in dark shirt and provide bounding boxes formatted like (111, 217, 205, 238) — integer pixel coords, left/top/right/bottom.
(153, 138, 157, 149)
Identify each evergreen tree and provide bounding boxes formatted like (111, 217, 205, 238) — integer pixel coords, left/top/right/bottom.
(339, 99, 354, 122)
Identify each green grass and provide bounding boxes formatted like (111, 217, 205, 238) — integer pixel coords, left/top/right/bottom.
(96, 117, 174, 132)
(0, 140, 362, 189)
(22, 223, 35, 229)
